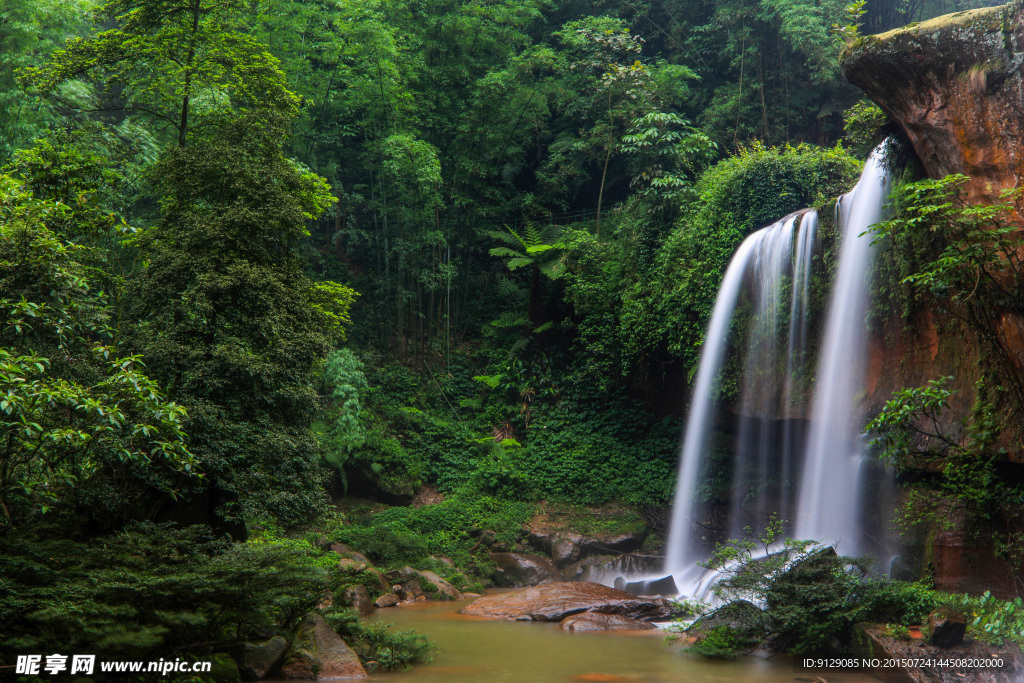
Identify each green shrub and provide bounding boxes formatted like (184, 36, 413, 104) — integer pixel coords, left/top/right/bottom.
(338, 526, 431, 568)
(323, 609, 436, 671)
(340, 494, 534, 572)
(938, 591, 1024, 647)
(691, 626, 743, 660)
(565, 142, 861, 385)
(694, 520, 948, 656)
(0, 523, 335, 658)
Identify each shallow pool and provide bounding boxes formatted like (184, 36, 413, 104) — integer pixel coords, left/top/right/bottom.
(366, 595, 881, 683)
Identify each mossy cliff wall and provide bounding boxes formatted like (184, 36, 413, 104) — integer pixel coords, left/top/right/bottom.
(843, 1, 1024, 207)
(844, 0, 1024, 458)
(843, 5, 1024, 597)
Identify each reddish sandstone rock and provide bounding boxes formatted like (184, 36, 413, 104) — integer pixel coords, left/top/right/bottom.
(842, 4, 1024, 210)
(459, 581, 673, 622)
(559, 612, 657, 631)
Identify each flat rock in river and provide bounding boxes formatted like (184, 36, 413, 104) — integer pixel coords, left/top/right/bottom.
(560, 612, 657, 631)
(459, 581, 673, 622)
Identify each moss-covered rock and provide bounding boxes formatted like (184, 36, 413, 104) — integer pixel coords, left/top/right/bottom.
(280, 613, 367, 680)
(237, 635, 289, 680)
(842, 1, 1024, 209)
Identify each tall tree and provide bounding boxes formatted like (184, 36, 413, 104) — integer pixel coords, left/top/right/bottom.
(23, 0, 296, 147)
(123, 114, 350, 524)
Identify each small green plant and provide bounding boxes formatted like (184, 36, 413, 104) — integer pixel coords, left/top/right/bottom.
(832, 0, 867, 41)
(964, 592, 1024, 646)
(882, 623, 911, 640)
(691, 625, 743, 660)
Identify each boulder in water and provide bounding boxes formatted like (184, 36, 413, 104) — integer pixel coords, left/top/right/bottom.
(418, 570, 464, 600)
(560, 612, 657, 631)
(460, 581, 673, 621)
(280, 613, 366, 679)
(374, 593, 399, 608)
(622, 574, 678, 596)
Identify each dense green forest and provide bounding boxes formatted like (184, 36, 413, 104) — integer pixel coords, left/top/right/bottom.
(2, 0, 1023, 678)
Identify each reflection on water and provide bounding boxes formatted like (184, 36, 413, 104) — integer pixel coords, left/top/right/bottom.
(367, 595, 881, 683)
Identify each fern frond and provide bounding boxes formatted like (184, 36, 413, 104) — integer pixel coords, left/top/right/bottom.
(506, 257, 533, 270)
(496, 277, 526, 301)
(483, 229, 519, 246)
(524, 223, 542, 247)
(509, 336, 530, 356)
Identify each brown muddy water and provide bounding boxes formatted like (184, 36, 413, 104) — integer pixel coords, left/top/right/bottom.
(366, 594, 882, 683)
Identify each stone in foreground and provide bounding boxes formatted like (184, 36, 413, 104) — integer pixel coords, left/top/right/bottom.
(927, 610, 966, 649)
(560, 612, 657, 631)
(237, 635, 288, 680)
(374, 593, 399, 608)
(280, 613, 367, 680)
(460, 581, 673, 622)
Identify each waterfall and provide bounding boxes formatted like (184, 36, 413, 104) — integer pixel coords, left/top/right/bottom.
(795, 149, 891, 554)
(780, 211, 818, 525)
(731, 215, 795, 538)
(664, 224, 775, 576)
(663, 145, 892, 593)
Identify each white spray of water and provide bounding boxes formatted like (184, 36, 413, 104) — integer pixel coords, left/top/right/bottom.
(794, 148, 891, 553)
(664, 229, 769, 575)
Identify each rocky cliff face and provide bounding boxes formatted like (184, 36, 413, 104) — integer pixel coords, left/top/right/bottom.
(843, 4, 1024, 597)
(842, 1, 1024, 207)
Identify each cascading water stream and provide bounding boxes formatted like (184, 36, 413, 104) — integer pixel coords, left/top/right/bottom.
(665, 211, 817, 592)
(731, 215, 795, 538)
(662, 144, 892, 597)
(794, 148, 892, 553)
(780, 211, 818, 525)
(663, 229, 767, 578)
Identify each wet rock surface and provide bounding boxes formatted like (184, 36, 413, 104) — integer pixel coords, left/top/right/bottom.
(559, 612, 657, 631)
(854, 623, 1023, 683)
(488, 552, 563, 586)
(280, 613, 367, 679)
(460, 581, 674, 622)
